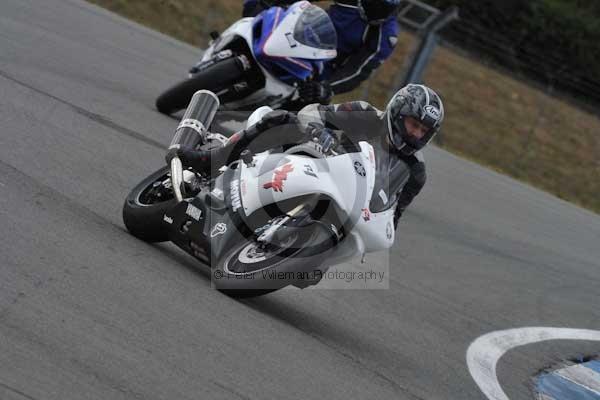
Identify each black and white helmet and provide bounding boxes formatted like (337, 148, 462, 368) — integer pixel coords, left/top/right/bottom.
(385, 84, 444, 155)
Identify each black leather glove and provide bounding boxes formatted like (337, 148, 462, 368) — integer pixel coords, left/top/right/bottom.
(166, 145, 193, 165)
(306, 123, 337, 154)
(165, 145, 213, 172)
(298, 80, 333, 105)
(254, 110, 296, 133)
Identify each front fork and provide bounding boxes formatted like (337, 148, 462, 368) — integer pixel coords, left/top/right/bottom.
(256, 203, 306, 244)
(171, 157, 185, 202)
(256, 201, 342, 249)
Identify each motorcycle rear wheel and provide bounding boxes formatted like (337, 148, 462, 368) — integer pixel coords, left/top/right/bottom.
(122, 166, 176, 243)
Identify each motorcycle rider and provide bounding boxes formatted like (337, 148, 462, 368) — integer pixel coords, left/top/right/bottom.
(242, 0, 402, 106)
(166, 84, 444, 227)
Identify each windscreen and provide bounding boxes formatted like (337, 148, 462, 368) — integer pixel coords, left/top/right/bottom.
(293, 6, 337, 50)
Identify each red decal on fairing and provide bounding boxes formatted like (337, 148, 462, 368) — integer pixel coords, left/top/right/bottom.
(361, 208, 371, 221)
(263, 163, 294, 192)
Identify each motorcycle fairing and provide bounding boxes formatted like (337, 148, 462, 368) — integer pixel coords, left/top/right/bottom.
(193, 2, 336, 109)
(261, 2, 337, 60)
(162, 170, 250, 264)
(198, 18, 297, 110)
(253, 2, 336, 82)
(199, 19, 252, 64)
(253, 7, 315, 82)
(236, 142, 395, 255)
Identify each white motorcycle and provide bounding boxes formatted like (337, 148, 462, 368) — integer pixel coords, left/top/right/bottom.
(156, 1, 337, 114)
(124, 91, 398, 296)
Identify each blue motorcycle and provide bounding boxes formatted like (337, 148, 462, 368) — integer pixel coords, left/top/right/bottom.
(156, 1, 337, 114)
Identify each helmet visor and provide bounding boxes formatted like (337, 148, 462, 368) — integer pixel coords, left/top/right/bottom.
(293, 6, 337, 50)
(390, 116, 436, 153)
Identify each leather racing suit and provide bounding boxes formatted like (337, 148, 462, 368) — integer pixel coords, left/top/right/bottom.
(169, 101, 426, 228)
(298, 100, 425, 227)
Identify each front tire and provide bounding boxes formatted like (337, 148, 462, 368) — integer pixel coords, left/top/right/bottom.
(122, 166, 176, 243)
(214, 220, 337, 297)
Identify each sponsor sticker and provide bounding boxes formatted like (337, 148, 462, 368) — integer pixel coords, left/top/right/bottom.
(303, 164, 317, 178)
(285, 32, 298, 48)
(163, 215, 173, 224)
(263, 163, 294, 192)
(424, 105, 441, 121)
(230, 179, 241, 211)
(361, 208, 371, 222)
(378, 189, 388, 205)
(185, 203, 202, 221)
(354, 161, 366, 177)
(210, 222, 227, 238)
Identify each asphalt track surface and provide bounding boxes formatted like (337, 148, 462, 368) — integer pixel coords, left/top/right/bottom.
(1, 1, 599, 399)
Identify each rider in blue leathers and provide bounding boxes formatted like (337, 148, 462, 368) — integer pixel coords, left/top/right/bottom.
(243, 0, 402, 106)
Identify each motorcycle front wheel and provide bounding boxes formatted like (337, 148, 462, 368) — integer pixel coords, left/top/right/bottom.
(156, 57, 244, 115)
(214, 219, 338, 297)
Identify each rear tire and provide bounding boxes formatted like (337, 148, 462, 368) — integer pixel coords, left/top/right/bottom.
(122, 167, 176, 243)
(156, 57, 244, 115)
